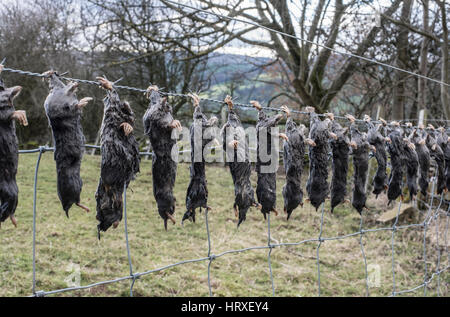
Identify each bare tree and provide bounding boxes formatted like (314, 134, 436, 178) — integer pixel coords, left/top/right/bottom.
(162, 0, 404, 113)
(80, 0, 213, 116)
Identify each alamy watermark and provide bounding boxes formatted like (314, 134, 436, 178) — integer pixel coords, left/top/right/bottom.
(169, 125, 283, 174)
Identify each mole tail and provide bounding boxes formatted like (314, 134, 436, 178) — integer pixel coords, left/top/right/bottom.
(287, 211, 293, 221)
(182, 210, 195, 224)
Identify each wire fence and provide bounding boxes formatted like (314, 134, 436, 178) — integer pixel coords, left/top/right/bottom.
(18, 144, 449, 298)
(1, 60, 448, 297)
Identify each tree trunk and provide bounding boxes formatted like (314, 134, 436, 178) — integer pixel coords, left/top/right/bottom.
(418, 0, 429, 116)
(392, 0, 413, 121)
(437, 0, 450, 119)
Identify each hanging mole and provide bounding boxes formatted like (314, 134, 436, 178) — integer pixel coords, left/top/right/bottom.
(426, 125, 446, 195)
(410, 124, 431, 196)
(143, 86, 181, 230)
(402, 123, 419, 201)
(364, 116, 389, 198)
(222, 96, 259, 227)
(280, 106, 305, 220)
(305, 107, 337, 211)
(42, 71, 92, 217)
(182, 94, 218, 224)
(95, 77, 140, 237)
(251, 101, 287, 220)
(386, 121, 405, 204)
(436, 126, 450, 192)
(0, 63, 28, 228)
(326, 113, 351, 213)
(347, 115, 371, 214)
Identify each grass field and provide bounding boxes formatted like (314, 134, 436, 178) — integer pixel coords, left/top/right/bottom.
(0, 152, 448, 297)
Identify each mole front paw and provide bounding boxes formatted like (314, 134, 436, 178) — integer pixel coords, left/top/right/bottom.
(97, 77, 113, 91)
(224, 96, 234, 110)
(279, 133, 289, 142)
(77, 97, 93, 109)
(12, 110, 28, 126)
(305, 107, 315, 114)
(250, 100, 262, 111)
(345, 114, 356, 123)
(305, 138, 316, 147)
(170, 120, 182, 131)
(189, 93, 200, 108)
(281, 106, 291, 117)
(325, 113, 335, 121)
(120, 123, 134, 136)
(329, 132, 338, 141)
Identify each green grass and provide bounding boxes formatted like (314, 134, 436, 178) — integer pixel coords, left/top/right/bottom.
(0, 153, 448, 297)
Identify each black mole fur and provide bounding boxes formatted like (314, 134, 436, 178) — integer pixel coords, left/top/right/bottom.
(96, 88, 140, 236)
(410, 129, 430, 196)
(143, 91, 178, 229)
(426, 130, 446, 195)
(366, 121, 388, 198)
(222, 109, 257, 227)
(183, 106, 217, 223)
(330, 121, 350, 213)
(306, 113, 330, 211)
(0, 77, 21, 224)
(350, 124, 369, 214)
(282, 117, 305, 220)
(387, 127, 404, 204)
(44, 74, 85, 216)
(256, 111, 283, 219)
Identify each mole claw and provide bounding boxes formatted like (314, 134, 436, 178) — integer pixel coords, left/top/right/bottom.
(166, 213, 176, 225)
(10, 216, 17, 228)
(77, 203, 90, 213)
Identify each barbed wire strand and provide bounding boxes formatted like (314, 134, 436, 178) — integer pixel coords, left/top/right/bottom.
(165, 0, 450, 88)
(1, 67, 446, 130)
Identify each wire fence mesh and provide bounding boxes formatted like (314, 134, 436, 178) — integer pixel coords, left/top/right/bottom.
(1, 64, 448, 297)
(19, 144, 449, 298)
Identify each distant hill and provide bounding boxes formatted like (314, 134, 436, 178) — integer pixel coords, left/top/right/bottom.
(179, 53, 280, 122)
